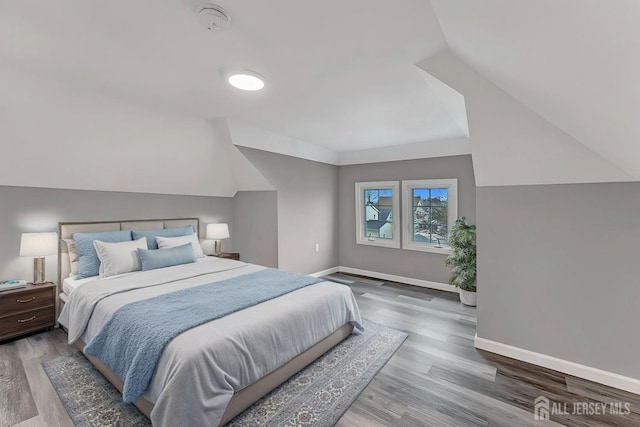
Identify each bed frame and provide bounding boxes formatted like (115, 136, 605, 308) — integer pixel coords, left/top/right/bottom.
(57, 218, 353, 425)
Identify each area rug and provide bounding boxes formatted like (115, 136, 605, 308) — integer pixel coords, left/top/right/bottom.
(42, 320, 407, 426)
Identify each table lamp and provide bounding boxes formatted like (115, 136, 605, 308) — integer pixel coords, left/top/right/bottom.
(20, 232, 57, 284)
(206, 223, 230, 256)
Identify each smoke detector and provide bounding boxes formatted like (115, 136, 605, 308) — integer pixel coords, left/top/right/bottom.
(198, 4, 231, 31)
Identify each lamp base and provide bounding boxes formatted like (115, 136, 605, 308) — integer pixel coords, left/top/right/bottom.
(214, 240, 222, 256)
(33, 257, 46, 284)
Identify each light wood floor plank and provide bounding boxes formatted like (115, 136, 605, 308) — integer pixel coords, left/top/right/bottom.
(0, 342, 37, 427)
(22, 355, 73, 427)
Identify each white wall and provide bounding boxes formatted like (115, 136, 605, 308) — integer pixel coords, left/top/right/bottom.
(0, 66, 272, 197)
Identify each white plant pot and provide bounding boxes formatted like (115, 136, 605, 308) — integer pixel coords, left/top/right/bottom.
(459, 289, 477, 307)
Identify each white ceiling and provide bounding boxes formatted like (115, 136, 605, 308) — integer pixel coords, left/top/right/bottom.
(1, 0, 638, 186)
(0, 0, 466, 153)
(431, 0, 640, 179)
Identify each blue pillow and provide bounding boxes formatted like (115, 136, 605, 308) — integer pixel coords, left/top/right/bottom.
(137, 243, 196, 271)
(73, 230, 132, 279)
(132, 226, 194, 250)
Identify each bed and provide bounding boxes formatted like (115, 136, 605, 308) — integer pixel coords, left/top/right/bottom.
(56, 218, 362, 427)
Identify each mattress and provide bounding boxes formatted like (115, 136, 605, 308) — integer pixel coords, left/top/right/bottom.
(62, 275, 98, 296)
(58, 258, 362, 427)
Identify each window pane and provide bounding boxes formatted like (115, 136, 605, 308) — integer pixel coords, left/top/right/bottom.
(432, 224, 449, 247)
(356, 181, 400, 248)
(412, 188, 430, 207)
(363, 188, 393, 240)
(413, 221, 430, 242)
(431, 206, 447, 225)
(413, 214, 428, 231)
(402, 180, 457, 251)
(378, 195, 393, 206)
(430, 188, 448, 205)
(413, 205, 428, 221)
(411, 188, 449, 244)
(431, 223, 447, 238)
(417, 224, 441, 244)
(379, 221, 393, 239)
(364, 189, 378, 204)
(378, 205, 393, 222)
(412, 205, 428, 242)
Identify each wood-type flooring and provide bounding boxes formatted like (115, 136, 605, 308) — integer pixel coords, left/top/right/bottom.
(1, 273, 638, 426)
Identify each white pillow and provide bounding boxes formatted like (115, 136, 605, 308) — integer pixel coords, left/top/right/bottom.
(93, 237, 148, 278)
(63, 238, 80, 277)
(155, 233, 205, 258)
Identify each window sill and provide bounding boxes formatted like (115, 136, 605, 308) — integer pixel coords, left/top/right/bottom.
(403, 245, 453, 255)
(356, 239, 401, 249)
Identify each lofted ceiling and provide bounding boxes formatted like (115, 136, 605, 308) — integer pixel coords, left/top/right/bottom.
(431, 0, 640, 179)
(0, 0, 638, 189)
(0, 0, 466, 153)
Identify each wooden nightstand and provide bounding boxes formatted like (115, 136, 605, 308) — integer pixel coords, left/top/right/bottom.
(0, 282, 56, 342)
(210, 252, 240, 261)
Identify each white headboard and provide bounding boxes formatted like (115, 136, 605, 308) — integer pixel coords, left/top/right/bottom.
(57, 218, 199, 286)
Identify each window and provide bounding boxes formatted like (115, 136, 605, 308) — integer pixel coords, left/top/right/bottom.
(355, 181, 400, 248)
(402, 179, 457, 253)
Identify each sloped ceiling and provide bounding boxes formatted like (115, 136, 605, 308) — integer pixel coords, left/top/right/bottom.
(431, 0, 640, 180)
(419, 52, 632, 186)
(0, 63, 272, 196)
(0, 0, 638, 194)
(0, 0, 465, 153)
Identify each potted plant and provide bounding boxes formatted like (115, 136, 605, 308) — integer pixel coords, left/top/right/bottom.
(445, 217, 477, 306)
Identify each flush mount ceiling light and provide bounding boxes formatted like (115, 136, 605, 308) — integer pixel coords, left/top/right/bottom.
(227, 72, 265, 91)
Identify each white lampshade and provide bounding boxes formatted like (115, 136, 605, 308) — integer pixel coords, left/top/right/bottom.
(206, 223, 230, 240)
(20, 232, 58, 257)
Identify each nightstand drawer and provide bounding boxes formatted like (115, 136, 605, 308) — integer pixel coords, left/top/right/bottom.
(0, 286, 54, 316)
(0, 306, 54, 340)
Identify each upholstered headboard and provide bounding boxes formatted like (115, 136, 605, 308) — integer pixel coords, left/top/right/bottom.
(57, 218, 200, 286)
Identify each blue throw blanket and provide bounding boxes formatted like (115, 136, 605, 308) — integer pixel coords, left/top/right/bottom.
(84, 269, 322, 403)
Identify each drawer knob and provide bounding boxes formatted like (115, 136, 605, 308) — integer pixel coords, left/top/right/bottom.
(16, 297, 36, 303)
(18, 316, 37, 323)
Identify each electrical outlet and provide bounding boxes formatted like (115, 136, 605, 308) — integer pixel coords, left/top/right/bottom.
(314, 243, 320, 252)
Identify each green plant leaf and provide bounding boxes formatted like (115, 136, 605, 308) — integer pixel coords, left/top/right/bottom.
(445, 217, 477, 291)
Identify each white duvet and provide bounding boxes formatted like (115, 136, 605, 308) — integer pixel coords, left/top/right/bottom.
(58, 258, 362, 427)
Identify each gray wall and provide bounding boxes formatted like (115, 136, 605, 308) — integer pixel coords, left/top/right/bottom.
(339, 155, 476, 284)
(476, 182, 640, 379)
(238, 147, 339, 274)
(0, 185, 233, 283)
(233, 191, 278, 268)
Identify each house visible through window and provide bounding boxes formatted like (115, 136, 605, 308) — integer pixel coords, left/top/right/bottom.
(412, 188, 448, 245)
(364, 189, 393, 240)
(355, 181, 400, 248)
(402, 179, 457, 253)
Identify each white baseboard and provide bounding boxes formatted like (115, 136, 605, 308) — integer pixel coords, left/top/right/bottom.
(338, 266, 456, 293)
(475, 335, 640, 395)
(308, 266, 340, 277)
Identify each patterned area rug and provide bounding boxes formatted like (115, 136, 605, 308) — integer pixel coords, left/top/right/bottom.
(43, 320, 406, 426)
